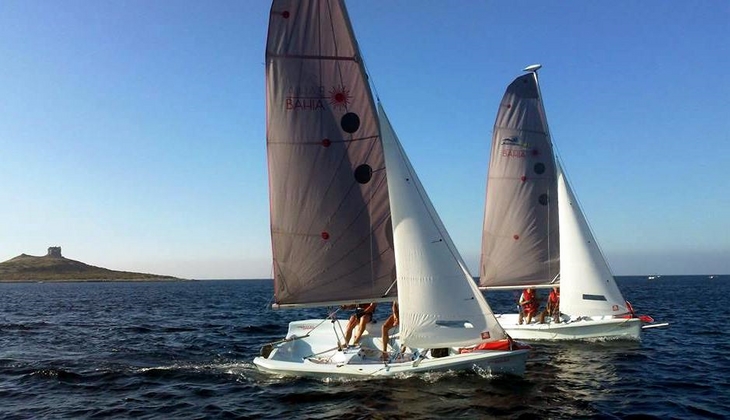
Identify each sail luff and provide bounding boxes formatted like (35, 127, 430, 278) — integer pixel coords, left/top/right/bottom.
(266, 0, 395, 307)
(379, 104, 506, 348)
(479, 71, 560, 288)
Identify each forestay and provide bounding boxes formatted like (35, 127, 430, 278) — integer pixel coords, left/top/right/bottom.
(266, 0, 395, 307)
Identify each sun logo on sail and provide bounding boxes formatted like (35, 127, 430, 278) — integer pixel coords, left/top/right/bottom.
(329, 85, 351, 110)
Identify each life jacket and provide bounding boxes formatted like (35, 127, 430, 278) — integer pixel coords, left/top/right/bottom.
(548, 290, 559, 306)
(522, 290, 538, 313)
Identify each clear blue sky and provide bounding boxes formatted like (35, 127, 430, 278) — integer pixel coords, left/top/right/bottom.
(1, 1, 728, 279)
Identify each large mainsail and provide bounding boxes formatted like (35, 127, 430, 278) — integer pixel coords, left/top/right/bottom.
(266, 0, 395, 306)
(557, 164, 629, 316)
(479, 71, 559, 288)
(379, 104, 506, 348)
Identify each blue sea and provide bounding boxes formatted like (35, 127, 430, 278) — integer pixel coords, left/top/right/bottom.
(0, 275, 728, 419)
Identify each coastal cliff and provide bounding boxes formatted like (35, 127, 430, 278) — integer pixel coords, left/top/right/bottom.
(0, 247, 178, 282)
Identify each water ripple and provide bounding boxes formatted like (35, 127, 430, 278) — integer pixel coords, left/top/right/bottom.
(0, 277, 727, 419)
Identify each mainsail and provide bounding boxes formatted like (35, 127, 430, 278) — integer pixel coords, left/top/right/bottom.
(379, 104, 506, 348)
(479, 71, 559, 288)
(266, 0, 395, 306)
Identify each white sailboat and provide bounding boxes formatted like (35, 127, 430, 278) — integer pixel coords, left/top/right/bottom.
(479, 65, 659, 341)
(253, 0, 528, 377)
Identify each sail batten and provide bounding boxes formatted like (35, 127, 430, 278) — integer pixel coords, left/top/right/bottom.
(268, 53, 359, 61)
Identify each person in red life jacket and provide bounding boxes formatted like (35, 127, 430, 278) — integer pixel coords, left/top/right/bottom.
(518, 287, 539, 325)
(341, 302, 377, 348)
(381, 301, 399, 360)
(540, 286, 561, 324)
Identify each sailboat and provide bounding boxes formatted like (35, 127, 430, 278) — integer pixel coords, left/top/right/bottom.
(253, 0, 529, 377)
(479, 65, 659, 341)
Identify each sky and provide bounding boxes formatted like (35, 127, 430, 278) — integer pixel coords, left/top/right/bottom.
(1, 1, 728, 279)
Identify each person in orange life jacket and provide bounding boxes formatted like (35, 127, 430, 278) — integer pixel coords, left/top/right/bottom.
(341, 302, 377, 347)
(381, 301, 399, 360)
(539, 286, 561, 324)
(518, 287, 539, 325)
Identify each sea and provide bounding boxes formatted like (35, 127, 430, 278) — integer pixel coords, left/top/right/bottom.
(0, 275, 728, 419)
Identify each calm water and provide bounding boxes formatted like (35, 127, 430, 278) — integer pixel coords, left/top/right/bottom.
(0, 276, 728, 419)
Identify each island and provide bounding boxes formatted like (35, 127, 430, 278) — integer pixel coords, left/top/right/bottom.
(0, 247, 179, 282)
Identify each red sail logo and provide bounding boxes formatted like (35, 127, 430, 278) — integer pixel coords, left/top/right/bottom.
(328, 85, 351, 110)
(285, 85, 352, 111)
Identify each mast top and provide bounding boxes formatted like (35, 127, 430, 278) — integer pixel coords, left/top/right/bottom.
(523, 64, 542, 73)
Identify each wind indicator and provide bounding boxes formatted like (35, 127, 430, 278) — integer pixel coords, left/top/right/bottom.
(523, 64, 542, 73)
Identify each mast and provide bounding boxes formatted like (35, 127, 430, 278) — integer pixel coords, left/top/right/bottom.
(526, 64, 558, 288)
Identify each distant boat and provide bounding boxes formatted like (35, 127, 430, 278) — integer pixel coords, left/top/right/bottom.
(252, 0, 528, 378)
(647, 275, 660, 280)
(478, 65, 661, 341)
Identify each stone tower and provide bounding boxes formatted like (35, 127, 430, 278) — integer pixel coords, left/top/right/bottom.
(47, 246, 62, 258)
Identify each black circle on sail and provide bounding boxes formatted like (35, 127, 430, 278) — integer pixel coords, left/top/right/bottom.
(341, 112, 360, 133)
(533, 162, 546, 175)
(354, 164, 373, 184)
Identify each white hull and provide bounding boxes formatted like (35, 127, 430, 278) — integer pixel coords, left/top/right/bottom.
(253, 319, 529, 378)
(496, 313, 642, 341)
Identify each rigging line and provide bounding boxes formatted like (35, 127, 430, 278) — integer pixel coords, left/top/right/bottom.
(284, 307, 343, 339)
(382, 278, 397, 298)
(362, 57, 381, 103)
(302, 346, 340, 361)
(558, 159, 617, 277)
(340, 0, 381, 103)
(391, 128, 469, 279)
(331, 308, 348, 346)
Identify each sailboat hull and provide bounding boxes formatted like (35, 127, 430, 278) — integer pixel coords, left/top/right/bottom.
(496, 314, 642, 341)
(253, 319, 529, 378)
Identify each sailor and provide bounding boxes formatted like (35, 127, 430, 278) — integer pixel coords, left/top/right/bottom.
(341, 302, 377, 348)
(518, 288, 539, 325)
(381, 301, 399, 360)
(540, 286, 561, 324)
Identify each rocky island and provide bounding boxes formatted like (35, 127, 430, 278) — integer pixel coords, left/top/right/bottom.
(0, 247, 179, 282)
